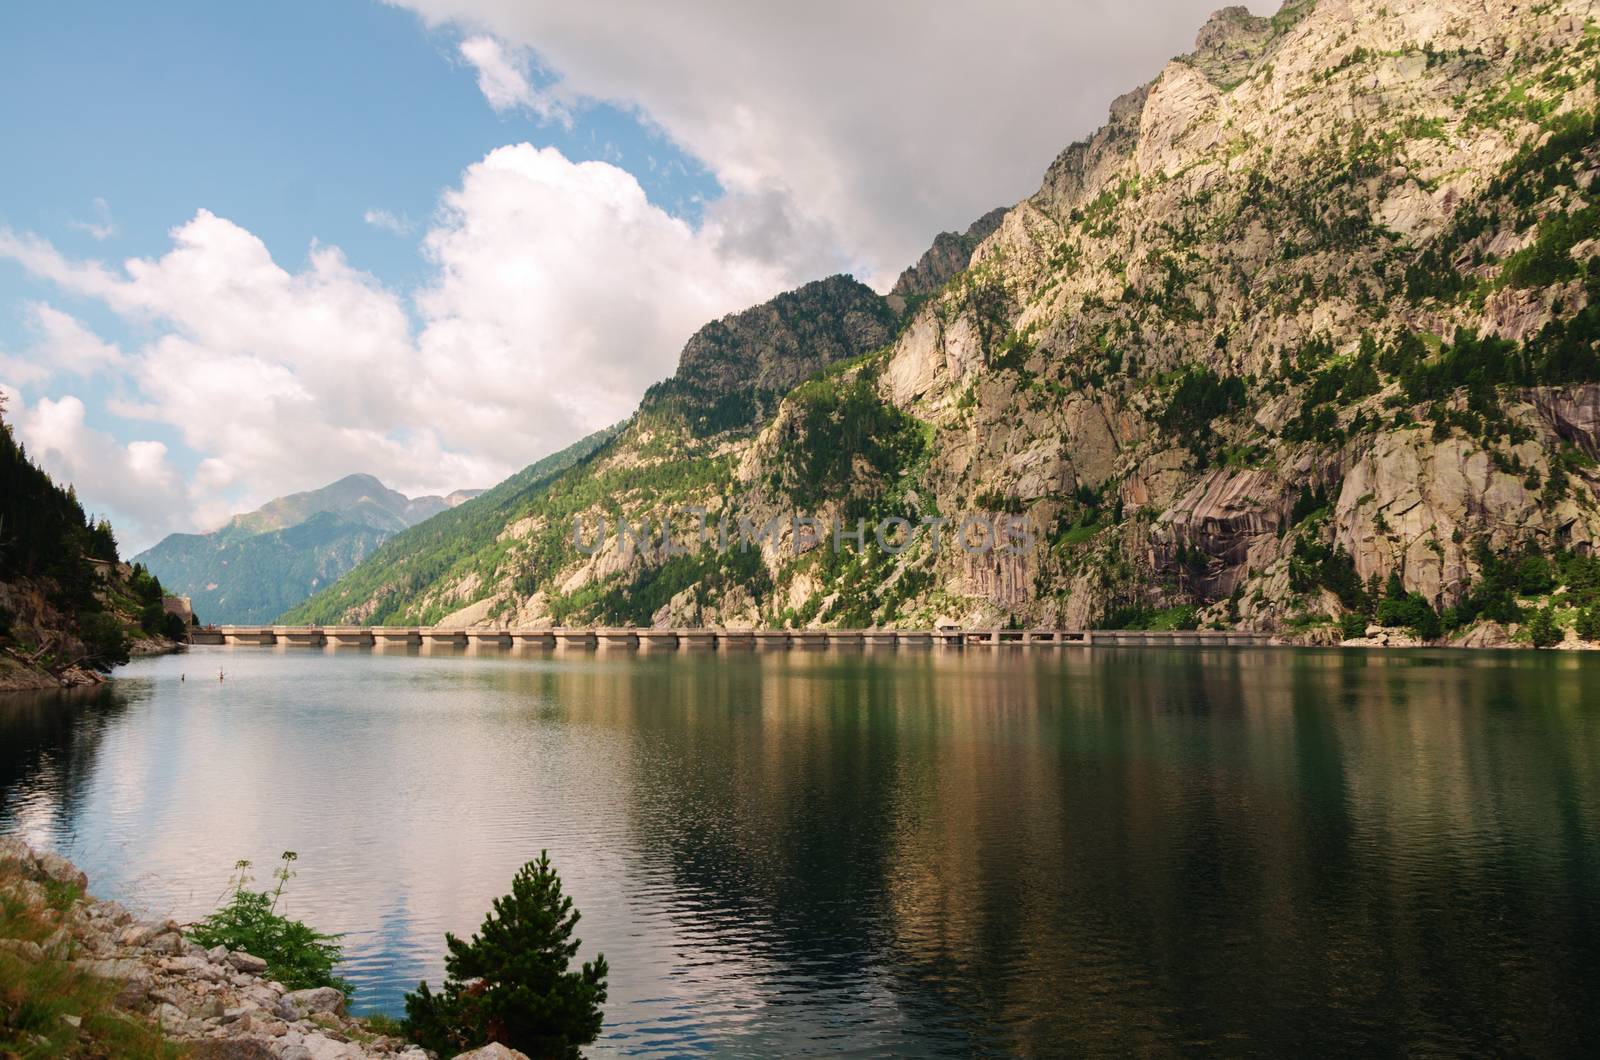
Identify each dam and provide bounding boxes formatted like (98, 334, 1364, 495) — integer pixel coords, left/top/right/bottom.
(190, 626, 1277, 650)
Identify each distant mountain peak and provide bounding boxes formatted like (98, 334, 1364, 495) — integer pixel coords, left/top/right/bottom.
(134, 472, 482, 624)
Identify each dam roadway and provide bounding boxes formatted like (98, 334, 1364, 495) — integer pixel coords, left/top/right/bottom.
(191, 626, 1276, 650)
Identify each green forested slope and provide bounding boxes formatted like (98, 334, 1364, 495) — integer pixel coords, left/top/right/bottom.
(280, 426, 619, 625)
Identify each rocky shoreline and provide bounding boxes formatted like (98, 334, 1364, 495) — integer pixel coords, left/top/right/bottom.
(0, 636, 183, 694)
(0, 838, 485, 1059)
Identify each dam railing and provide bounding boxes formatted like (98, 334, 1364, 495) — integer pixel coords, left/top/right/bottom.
(190, 626, 1275, 650)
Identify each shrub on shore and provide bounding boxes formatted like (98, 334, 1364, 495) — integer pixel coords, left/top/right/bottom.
(188, 852, 350, 996)
(404, 851, 608, 1058)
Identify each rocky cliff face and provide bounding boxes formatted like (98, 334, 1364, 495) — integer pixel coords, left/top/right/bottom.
(888, 207, 1007, 306)
(642, 275, 898, 437)
(295, 0, 1600, 645)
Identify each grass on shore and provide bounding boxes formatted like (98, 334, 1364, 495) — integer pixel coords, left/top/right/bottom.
(0, 867, 185, 1059)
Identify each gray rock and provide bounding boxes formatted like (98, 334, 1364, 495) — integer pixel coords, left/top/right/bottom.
(34, 850, 88, 892)
(228, 950, 270, 974)
(146, 930, 187, 955)
(74, 957, 156, 1009)
(96, 900, 134, 926)
(302, 1032, 365, 1060)
(276, 986, 347, 1021)
(0, 937, 43, 961)
(39, 926, 71, 957)
(75, 956, 146, 980)
(452, 1045, 532, 1060)
(0, 836, 38, 877)
(119, 921, 166, 947)
(189, 995, 227, 1020)
(186, 1041, 280, 1060)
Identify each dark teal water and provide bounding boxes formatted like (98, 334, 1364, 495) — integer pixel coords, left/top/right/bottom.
(2, 645, 1599, 1055)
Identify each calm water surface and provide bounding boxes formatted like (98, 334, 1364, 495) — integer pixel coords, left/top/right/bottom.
(2, 645, 1598, 1055)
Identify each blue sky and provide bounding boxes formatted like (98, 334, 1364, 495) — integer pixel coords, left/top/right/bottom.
(0, 0, 1238, 551)
(0, 0, 717, 294)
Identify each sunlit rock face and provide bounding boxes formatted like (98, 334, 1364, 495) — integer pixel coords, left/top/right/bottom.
(292, 0, 1600, 642)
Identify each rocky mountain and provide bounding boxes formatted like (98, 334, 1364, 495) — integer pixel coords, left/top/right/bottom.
(290, 0, 1600, 646)
(640, 275, 898, 437)
(280, 428, 618, 625)
(136, 474, 484, 625)
(888, 207, 1007, 306)
(228, 474, 475, 536)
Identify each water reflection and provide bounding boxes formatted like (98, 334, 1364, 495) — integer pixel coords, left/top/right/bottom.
(2, 647, 1598, 1054)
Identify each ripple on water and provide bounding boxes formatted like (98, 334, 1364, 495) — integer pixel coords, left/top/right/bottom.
(2, 645, 1599, 1054)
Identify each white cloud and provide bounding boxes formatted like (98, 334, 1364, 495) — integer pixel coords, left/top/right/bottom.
(0, 146, 794, 552)
(0, 303, 123, 389)
(414, 143, 788, 435)
(28, 303, 124, 375)
(363, 208, 414, 235)
(7, 393, 185, 548)
(393, 0, 1250, 287)
(458, 35, 569, 124)
(67, 197, 116, 241)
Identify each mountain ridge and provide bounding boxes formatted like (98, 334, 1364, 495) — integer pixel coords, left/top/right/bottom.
(286, 0, 1600, 646)
(136, 473, 484, 624)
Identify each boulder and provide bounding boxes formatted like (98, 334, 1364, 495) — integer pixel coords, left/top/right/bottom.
(34, 850, 88, 892)
(0, 836, 38, 877)
(227, 950, 269, 974)
(187, 1041, 280, 1060)
(276, 986, 347, 1021)
(145, 930, 187, 955)
(453, 1045, 532, 1060)
(302, 1033, 367, 1060)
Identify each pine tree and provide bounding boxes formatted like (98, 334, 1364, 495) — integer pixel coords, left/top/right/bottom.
(1527, 606, 1562, 649)
(405, 851, 608, 1058)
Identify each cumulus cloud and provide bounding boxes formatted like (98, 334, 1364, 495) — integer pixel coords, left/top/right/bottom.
(6, 393, 186, 547)
(362, 208, 414, 235)
(0, 146, 794, 551)
(390, 0, 1245, 287)
(458, 35, 569, 124)
(27, 303, 124, 375)
(0, 303, 123, 389)
(414, 143, 788, 435)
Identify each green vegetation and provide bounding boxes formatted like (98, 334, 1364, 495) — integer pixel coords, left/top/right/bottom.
(1526, 606, 1562, 648)
(282, 428, 617, 625)
(640, 274, 898, 437)
(0, 398, 160, 672)
(1160, 367, 1246, 445)
(772, 366, 927, 515)
(1102, 603, 1200, 631)
(1374, 580, 1443, 641)
(1500, 203, 1600, 289)
(1396, 298, 1600, 404)
(189, 853, 350, 997)
(1, 864, 181, 1059)
(550, 546, 772, 627)
(405, 851, 608, 1059)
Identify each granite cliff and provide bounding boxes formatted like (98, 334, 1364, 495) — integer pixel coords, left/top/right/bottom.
(291, 0, 1600, 646)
